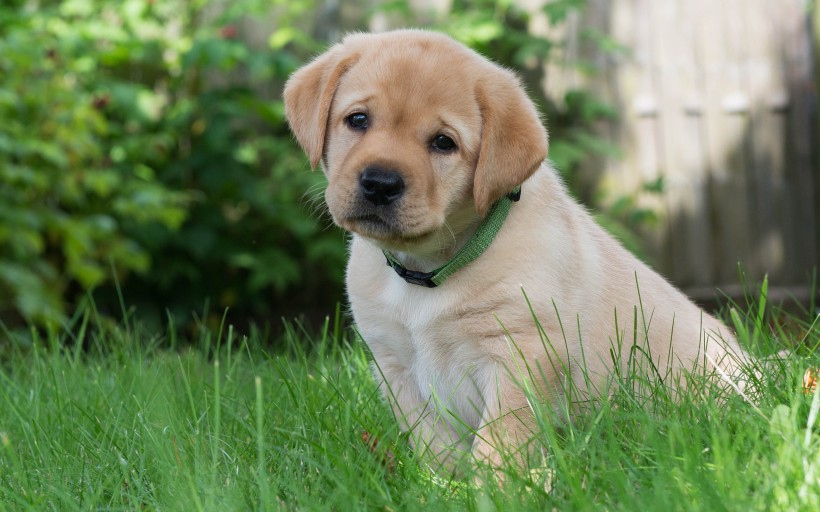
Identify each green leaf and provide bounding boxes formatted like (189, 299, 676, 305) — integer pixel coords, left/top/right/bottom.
(269, 27, 298, 49)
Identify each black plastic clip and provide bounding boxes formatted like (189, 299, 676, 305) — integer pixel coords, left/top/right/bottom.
(385, 257, 438, 288)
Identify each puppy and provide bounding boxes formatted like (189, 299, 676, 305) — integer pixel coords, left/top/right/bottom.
(284, 30, 747, 472)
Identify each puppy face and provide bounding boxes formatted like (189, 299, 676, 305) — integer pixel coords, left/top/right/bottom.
(323, 41, 482, 250)
(284, 31, 548, 254)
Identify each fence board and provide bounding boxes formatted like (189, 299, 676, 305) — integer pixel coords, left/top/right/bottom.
(781, 0, 819, 285)
(565, 0, 817, 295)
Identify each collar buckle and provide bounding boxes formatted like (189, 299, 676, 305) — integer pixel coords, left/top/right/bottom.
(385, 257, 438, 287)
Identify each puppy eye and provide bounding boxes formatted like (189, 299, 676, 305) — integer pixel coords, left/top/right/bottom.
(431, 134, 457, 152)
(346, 113, 369, 130)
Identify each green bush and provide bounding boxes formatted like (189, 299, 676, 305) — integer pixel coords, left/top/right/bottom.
(0, 0, 346, 330)
(0, 2, 189, 326)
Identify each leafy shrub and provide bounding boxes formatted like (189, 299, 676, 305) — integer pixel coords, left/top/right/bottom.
(0, 0, 346, 330)
(0, 3, 189, 326)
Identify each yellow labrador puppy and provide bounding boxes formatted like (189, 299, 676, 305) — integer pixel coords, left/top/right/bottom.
(284, 30, 746, 471)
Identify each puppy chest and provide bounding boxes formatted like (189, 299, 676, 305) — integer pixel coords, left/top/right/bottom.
(354, 302, 489, 428)
(411, 338, 487, 422)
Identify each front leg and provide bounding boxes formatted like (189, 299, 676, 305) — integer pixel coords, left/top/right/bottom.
(372, 360, 469, 470)
(471, 347, 563, 475)
(470, 371, 537, 471)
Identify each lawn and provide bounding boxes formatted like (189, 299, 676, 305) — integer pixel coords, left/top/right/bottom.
(0, 296, 818, 511)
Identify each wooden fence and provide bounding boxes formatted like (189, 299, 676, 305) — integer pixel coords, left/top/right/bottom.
(534, 0, 818, 302)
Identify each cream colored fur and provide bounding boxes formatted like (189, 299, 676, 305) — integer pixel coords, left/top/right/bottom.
(284, 29, 747, 472)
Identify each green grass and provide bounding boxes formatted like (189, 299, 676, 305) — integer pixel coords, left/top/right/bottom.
(0, 296, 818, 511)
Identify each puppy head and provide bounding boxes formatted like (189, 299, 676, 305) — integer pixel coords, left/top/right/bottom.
(284, 30, 547, 254)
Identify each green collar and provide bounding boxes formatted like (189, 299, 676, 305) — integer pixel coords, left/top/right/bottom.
(383, 188, 521, 288)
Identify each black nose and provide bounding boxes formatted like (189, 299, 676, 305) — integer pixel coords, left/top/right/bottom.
(359, 167, 405, 206)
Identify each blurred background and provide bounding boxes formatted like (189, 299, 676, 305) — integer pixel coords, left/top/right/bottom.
(0, 0, 818, 336)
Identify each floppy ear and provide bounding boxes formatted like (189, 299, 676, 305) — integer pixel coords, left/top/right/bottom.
(473, 71, 548, 216)
(283, 46, 360, 169)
